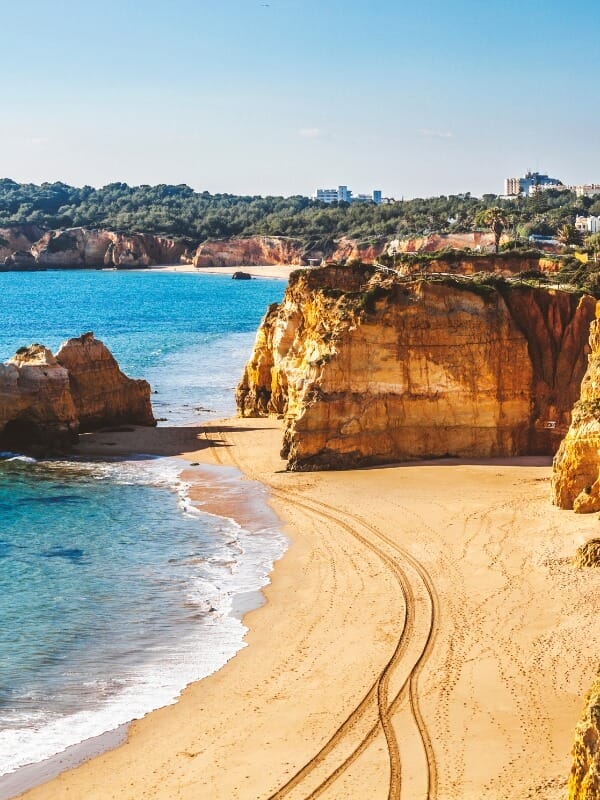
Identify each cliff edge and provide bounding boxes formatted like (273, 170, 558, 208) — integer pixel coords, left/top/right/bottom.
(237, 265, 595, 470)
(552, 314, 600, 511)
(568, 674, 600, 800)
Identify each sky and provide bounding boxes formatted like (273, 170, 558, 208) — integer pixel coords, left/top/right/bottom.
(0, 0, 598, 198)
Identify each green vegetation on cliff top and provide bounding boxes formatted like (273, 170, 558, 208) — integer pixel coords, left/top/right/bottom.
(0, 179, 595, 245)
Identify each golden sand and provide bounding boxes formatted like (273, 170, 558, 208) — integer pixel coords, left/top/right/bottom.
(13, 417, 600, 800)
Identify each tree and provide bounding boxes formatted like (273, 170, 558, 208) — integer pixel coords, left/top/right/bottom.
(556, 223, 582, 247)
(475, 207, 507, 253)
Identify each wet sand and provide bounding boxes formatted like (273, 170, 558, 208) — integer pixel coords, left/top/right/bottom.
(10, 417, 600, 800)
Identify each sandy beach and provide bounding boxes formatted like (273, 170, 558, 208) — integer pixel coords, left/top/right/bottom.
(143, 263, 299, 280)
(9, 416, 600, 800)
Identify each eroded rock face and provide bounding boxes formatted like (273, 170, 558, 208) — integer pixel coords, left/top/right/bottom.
(568, 674, 600, 800)
(0, 225, 44, 262)
(237, 266, 595, 470)
(1, 227, 190, 269)
(56, 332, 155, 430)
(193, 236, 305, 268)
(0, 334, 154, 453)
(552, 317, 600, 511)
(0, 345, 79, 451)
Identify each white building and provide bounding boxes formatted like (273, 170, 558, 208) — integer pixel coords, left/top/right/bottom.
(313, 186, 383, 204)
(575, 215, 600, 233)
(504, 171, 563, 196)
(575, 184, 600, 198)
(314, 186, 352, 203)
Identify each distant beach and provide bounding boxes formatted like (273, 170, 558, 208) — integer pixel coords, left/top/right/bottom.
(143, 263, 300, 280)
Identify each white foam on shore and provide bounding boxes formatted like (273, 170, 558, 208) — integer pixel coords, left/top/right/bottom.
(0, 455, 287, 780)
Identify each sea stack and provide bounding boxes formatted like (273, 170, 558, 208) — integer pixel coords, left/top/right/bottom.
(0, 333, 155, 453)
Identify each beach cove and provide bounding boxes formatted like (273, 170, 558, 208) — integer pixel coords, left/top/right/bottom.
(6, 415, 600, 800)
(1, 267, 600, 798)
(0, 269, 288, 796)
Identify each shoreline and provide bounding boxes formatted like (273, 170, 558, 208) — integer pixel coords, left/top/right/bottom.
(7, 419, 600, 799)
(139, 263, 299, 280)
(0, 430, 288, 799)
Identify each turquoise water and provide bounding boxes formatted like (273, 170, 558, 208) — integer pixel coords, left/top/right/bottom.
(0, 270, 282, 425)
(0, 270, 286, 776)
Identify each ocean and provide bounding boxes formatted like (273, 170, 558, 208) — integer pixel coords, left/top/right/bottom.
(0, 270, 287, 780)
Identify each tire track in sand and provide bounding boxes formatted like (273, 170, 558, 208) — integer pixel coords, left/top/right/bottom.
(200, 428, 439, 800)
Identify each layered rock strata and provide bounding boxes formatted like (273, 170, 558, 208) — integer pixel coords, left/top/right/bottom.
(237, 266, 595, 470)
(0, 345, 79, 451)
(2, 227, 190, 269)
(568, 674, 600, 800)
(0, 334, 154, 452)
(193, 236, 305, 267)
(56, 332, 155, 431)
(552, 317, 600, 511)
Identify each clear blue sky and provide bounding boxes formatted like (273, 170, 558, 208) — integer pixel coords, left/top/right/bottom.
(1, 0, 598, 198)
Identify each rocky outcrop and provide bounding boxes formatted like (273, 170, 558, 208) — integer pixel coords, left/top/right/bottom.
(573, 539, 600, 568)
(0, 345, 79, 451)
(552, 316, 600, 511)
(392, 232, 498, 253)
(56, 332, 155, 431)
(0, 334, 154, 453)
(1, 227, 190, 269)
(192, 236, 305, 268)
(568, 674, 600, 799)
(237, 265, 595, 470)
(395, 253, 560, 278)
(0, 225, 44, 262)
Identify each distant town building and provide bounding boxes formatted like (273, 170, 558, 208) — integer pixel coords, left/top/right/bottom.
(504, 171, 564, 197)
(575, 215, 600, 233)
(313, 186, 383, 204)
(575, 184, 600, 198)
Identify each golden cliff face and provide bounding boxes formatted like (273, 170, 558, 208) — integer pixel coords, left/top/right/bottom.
(237, 266, 596, 470)
(2, 227, 190, 269)
(568, 674, 600, 800)
(193, 236, 305, 267)
(56, 332, 155, 431)
(552, 314, 600, 511)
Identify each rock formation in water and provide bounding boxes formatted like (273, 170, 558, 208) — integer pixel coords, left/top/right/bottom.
(552, 316, 600, 511)
(0, 345, 79, 451)
(568, 673, 600, 800)
(237, 265, 595, 470)
(1, 227, 191, 269)
(0, 334, 154, 452)
(56, 332, 155, 431)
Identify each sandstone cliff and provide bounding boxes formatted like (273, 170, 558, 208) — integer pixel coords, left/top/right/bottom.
(395, 252, 559, 278)
(2, 227, 190, 269)
(192, 236, 306, 267)
(568, 673, 600, 800)
(552, 315, 600, 511)
(0, 224, 44, 262)
(237, 266, 595, 470)
(0, 334, 154, 453)
(56, 332, 155, 430)
(0, 345, 79, 451)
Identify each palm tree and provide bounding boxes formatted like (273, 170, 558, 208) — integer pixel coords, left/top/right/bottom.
(476, 207, 507, 253)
